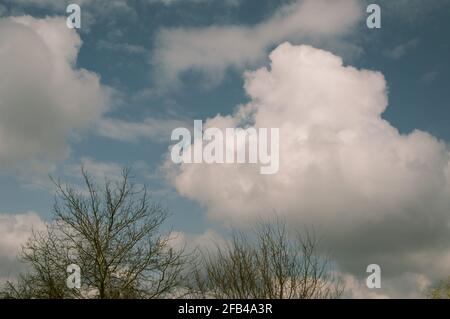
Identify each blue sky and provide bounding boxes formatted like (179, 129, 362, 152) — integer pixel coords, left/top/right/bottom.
(1, 0, 450, 297)
(1, 0, 448, 221)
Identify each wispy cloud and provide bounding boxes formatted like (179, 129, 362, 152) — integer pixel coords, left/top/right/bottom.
(383, 38, 420, 59)
(97, 40, 147, 55)
(153, 0, 362, 86)
(97, 117, 191, 143)
(148, 0, 241, 6)
(421, 70, 438, 84)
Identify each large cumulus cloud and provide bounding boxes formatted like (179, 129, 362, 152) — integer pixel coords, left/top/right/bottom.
(165, 42, 450, 296)
(0, 16, 111, 169)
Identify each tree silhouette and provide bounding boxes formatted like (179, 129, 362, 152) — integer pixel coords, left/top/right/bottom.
(187, 220, 343, 299)
(2, 169, 186, 299)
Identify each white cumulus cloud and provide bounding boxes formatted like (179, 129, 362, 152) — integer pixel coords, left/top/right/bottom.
(0, 16, 111, 171)
(164, 42, 450, 297)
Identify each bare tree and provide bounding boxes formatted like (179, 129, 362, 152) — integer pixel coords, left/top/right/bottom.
(188, 220, 343, 299)
(2, 169, 186, 299)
